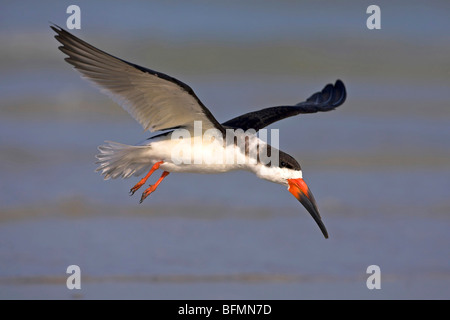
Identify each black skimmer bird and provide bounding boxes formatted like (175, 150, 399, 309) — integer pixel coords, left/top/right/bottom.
(52, 25, 346, 238)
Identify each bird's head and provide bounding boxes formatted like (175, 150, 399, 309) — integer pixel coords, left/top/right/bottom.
(255, 150, 328, 238)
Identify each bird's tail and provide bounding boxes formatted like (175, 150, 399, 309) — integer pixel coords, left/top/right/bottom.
(95, 141, 152, 180)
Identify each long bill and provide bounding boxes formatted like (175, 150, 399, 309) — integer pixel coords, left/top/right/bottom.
(287, 178, 329, 239)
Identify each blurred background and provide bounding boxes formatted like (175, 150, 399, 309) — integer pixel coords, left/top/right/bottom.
(1, 0, 449, 299)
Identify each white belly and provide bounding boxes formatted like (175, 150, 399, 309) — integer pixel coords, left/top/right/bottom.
(97, 131, 270, 180)
(146, 136, 249, 174)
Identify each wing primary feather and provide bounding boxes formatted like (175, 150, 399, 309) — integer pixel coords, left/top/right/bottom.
(222, 80, 346, 131)
(51, 24, 224, 134)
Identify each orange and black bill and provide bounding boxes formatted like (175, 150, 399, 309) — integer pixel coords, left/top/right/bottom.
(287, 178, 329, 239)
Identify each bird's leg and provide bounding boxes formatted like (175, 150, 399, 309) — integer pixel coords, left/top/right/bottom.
(140, 171, 170, 203)
(130, 161, 164, 196)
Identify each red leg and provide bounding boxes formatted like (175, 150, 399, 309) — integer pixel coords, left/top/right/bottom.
(130, 161, 164, 196)
(140, 171, 170, 203)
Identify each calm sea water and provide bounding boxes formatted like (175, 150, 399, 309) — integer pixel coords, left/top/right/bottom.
(1, 1, 449, 299)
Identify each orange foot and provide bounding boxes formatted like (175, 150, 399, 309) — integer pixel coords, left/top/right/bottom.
(130, 161, 164, 196)
(140, 171, 170, 204)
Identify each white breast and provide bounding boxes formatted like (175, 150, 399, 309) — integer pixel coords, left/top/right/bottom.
(145, 131, 254, 174)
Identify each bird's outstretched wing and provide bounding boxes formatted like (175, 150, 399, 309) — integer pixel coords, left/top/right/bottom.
(51, 25, 224, 133)
(222, 80, 346, 131)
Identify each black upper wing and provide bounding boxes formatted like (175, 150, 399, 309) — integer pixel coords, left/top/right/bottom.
(222, 80, 346, 131)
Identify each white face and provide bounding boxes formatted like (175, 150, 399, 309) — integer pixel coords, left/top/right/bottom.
(254, 164, 303, 186)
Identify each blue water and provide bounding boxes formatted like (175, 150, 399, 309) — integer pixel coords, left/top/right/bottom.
(1, 1, 449, 299)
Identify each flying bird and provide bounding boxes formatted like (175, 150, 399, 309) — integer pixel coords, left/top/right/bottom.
(52, 25, 346, 238)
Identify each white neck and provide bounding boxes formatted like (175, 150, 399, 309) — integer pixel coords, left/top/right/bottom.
(251, 163, 303, 186)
